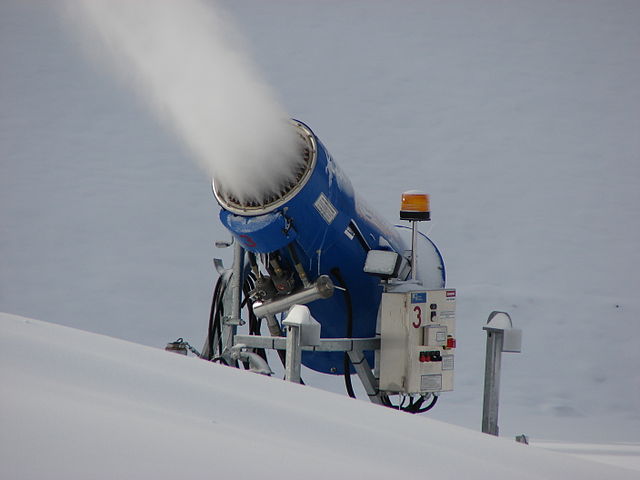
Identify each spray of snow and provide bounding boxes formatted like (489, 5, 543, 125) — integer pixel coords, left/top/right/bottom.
(60, 0, 301, 204)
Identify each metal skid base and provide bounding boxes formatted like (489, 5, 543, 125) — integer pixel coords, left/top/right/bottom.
(233, 334, 386, 405)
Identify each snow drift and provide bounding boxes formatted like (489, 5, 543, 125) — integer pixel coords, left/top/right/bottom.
(2, 0, 639, 445)
(1, 312, 638, 479)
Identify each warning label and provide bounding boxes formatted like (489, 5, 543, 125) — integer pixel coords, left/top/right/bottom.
(314, 193, 338, 224)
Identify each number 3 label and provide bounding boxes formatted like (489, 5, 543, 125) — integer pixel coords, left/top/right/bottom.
(412, 306, 422, 328)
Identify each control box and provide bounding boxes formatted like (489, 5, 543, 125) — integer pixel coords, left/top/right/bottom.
(379, 289, 456, 394)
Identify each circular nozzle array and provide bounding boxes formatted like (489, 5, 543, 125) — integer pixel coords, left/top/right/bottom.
(213, 121, 317, 216)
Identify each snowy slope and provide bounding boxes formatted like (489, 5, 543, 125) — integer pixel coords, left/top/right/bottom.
(1, 0, 639, 444)
(2, 312, 638, 479)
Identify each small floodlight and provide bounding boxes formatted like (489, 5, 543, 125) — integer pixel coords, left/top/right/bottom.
(364, 250, 402, 278)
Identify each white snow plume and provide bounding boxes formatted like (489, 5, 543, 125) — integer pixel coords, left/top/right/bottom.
(61, 0, 301, 204)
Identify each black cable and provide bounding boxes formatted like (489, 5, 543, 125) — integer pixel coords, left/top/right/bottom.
(405, 396, 419, 412)
(400, 394, 438, 414)
(330, 267, 356, 399)
(380, 393, 393, 408)
(413, 394, 438, 413)
(380, 392, 438, 413)
(206, 280, 218, 358)
(342, 355, 355, 398)
(206, 275, 224, 360)
(214, 280, 225, 358)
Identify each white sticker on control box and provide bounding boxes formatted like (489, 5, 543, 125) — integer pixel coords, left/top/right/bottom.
(439, 310, 455, 320)
(424, 325, 448, 346)
(442, 354, 454, 371)
(420, 374, 442, 392)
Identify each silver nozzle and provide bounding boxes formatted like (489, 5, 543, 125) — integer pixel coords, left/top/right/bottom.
(253, 275, 334, 318)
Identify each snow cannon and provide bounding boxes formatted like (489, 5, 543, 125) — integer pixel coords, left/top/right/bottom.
(210, 120, 441, 365)
(204, 120, 454, 411)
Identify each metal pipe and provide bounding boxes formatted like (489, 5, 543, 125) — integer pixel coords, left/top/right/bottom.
(482, 329, 504, 436)
(285, 324, 302, 383)
(230, 241, 244, 323)
(222, 241, 244, 360)
(253, 275, 334, 318)
(288, 244, 311, 288)
(481, 311, 522, 436)
(410, 221, 418, 281)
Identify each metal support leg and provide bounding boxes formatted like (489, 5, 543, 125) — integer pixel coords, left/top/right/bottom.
(222, 242, 243, 352)
(266, 314, 287, 366)
(348, 350, 385, 405)
(230, 241, 243, 324)
(285, 324, 302, 383)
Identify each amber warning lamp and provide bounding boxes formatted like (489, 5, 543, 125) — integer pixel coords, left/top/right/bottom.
(400, 190, 430, 221)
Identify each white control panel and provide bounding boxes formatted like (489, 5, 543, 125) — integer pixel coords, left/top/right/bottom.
(379, 289, 456, 394)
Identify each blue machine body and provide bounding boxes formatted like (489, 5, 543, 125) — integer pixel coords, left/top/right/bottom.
(217, 121, 444, 374)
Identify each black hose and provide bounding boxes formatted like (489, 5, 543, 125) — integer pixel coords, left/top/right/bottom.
(206, 275, 225, 360)
(415, 394, 438, 413)
(406, 394, 438, 414)
(343, 355, 355, 398)
(330, 267, 356, 399)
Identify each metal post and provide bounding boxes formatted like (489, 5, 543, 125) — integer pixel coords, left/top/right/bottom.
(285, 324, 302, 383)
(230, 241, 243, 323)
(222, 241, 244, 361)
(482, 329, 504, 436)
(481, 311, 522, 436)
(410, 221, 418, 280)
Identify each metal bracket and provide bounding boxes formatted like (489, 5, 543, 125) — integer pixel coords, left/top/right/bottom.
(348, 350, 385, 405)
(233, 335, 380, 352)
(233, 333, 382, 400)
(213, 258, 226, 275)
(222, 315, 245, 327)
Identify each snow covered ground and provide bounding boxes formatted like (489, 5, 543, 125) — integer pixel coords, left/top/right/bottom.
(1, 0, 639, 466)
(2, 312, 639, 478)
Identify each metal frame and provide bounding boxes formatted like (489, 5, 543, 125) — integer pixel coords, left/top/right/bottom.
(233, 333, 385, 404)
(214, 243, 386, 404)
(233, 335, 379, 352)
